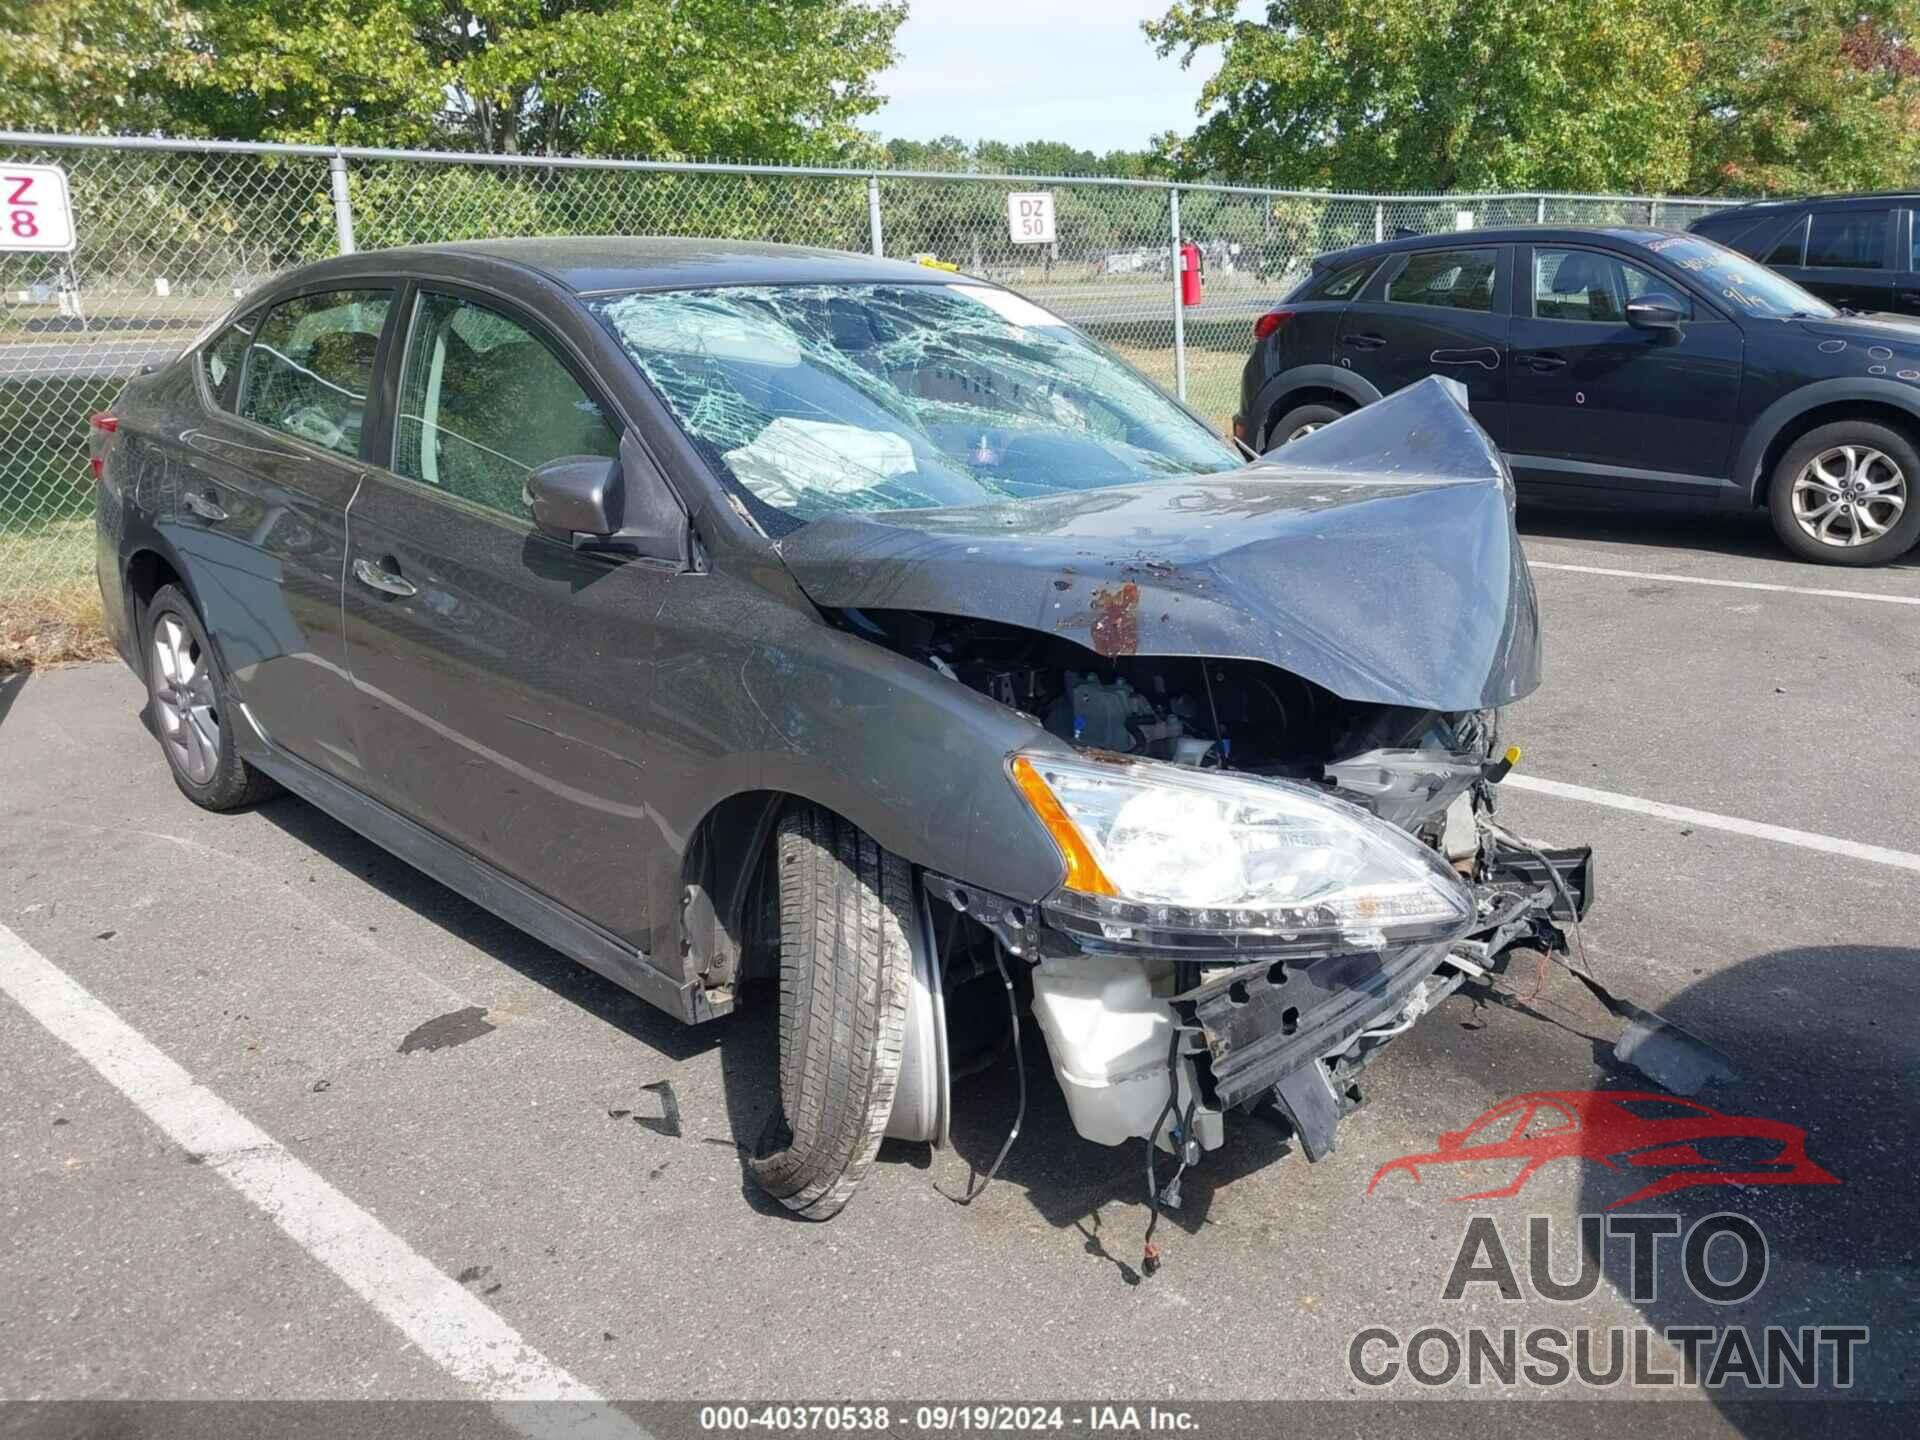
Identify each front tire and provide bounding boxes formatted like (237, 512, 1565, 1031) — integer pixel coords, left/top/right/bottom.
(1766, 421, 1920, 566)
(748, 806, 913, 1220)
(142, 584, 278, 811)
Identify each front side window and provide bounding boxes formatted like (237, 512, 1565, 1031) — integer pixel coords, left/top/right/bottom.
(1533, 249, 1690, 323)
(1806, 209, 1888, 270)
(1911, 209, 1919, 270)
(200, 311, 259, 412)
(393, 292, 619, 516)
(1385, 248, 1499, 312)
(240, 289, 391, 458)
(590, 282, 1237, 525)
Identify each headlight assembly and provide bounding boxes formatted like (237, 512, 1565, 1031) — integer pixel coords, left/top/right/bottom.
(1009, 751, 1474, 950)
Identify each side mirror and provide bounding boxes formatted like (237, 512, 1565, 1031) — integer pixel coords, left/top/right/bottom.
(1626, 292, 1687, 332)
(526, 437, 689, 564)
(527, 455, 620, 544)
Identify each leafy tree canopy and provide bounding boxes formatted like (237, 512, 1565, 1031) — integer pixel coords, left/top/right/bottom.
(0, 0, 907, 163)
(1146, 0, 1920, 195)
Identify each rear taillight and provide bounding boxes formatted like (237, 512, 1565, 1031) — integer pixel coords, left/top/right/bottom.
(90, 412, 120, 481)
(1253, 310, 1294, 341)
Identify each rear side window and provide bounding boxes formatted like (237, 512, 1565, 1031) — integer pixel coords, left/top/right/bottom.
(1910, 209, 1919, 270)
(1299, 259, 1375, 300)
(200, 311, 259, 411)
(393, 290, 619, 517)
(1764, 217, 1808, 266)
(1691, 213, 1766, 255)
(1806, 209, 1888, 269)
(240, 289, 391, 459)
(1385, 248, 1499, 312)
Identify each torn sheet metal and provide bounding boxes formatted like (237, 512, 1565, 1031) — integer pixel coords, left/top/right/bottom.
(777, 378, 1541, 712)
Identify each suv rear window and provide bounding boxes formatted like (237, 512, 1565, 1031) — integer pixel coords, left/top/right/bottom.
(1385, 248, 1499, 312)
(1806, 210, 1888, 269)
(1764, 217, 1808, 266)
(1299, 259, 1376, 300)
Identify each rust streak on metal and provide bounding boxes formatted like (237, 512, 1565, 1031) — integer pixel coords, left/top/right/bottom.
(1089, 581, 1141, 656)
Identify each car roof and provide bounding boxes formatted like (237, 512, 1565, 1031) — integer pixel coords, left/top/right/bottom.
(276, 235, 969, 297)
(1698, 192, 1920, 213)
(1312, 224, 1682, 270)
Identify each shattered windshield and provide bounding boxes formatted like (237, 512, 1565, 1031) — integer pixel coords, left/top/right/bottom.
(1644, 235, 1836, 319)
(590, 282, 1238, 522)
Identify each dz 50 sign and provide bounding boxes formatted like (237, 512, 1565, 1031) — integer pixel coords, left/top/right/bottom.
(1, 165, 76, 253)
(1006, 191, 1056, 246)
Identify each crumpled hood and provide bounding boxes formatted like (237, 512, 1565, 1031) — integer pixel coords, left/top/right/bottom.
(776, 377, 1540, 712)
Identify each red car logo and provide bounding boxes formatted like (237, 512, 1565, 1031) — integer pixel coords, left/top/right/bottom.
(1368, 1090, 1840, 1209)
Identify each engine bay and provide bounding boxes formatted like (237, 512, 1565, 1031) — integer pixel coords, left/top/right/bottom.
(835, 606, 1503, 839)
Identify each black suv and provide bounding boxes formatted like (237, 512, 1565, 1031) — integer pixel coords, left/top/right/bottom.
(1689, 195, 1920, 319)
(1236, 225, 1920, 565)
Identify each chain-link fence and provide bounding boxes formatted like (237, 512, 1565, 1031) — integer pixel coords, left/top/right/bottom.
(0, 131, 1734, 633)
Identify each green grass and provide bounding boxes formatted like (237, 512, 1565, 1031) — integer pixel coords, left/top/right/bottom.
(1107, 340, 1242, 435)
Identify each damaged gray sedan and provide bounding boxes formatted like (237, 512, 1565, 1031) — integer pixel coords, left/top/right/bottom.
(93, 238, 1594, 1228)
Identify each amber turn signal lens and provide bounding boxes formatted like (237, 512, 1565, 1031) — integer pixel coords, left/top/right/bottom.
(1009, 755, 1118, 897)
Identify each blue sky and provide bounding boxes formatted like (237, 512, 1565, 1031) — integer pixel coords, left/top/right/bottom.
(869, 0, 1226, 154)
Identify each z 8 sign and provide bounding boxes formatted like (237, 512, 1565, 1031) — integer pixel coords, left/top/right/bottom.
(1, 165, 76, 252)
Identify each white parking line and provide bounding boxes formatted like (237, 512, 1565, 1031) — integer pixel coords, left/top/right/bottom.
(1530, 560, 1920, 607)
(1507, 774, 1920, 875)
(0, 921, 646, 1436)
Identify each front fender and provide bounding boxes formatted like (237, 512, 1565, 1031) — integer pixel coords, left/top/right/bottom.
(1734, 377, 1920, 504)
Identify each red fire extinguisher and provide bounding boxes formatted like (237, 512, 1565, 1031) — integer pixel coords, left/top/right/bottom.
(1179, 241, 1204, 307)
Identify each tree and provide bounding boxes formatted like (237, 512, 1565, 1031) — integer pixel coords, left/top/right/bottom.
(1144, 0, 1920, 196)
(1, 0, 907, 164)
(0, 0, 200, 133)
(1687, 0, 1920, 193)
(1144, 0, 1701, 193)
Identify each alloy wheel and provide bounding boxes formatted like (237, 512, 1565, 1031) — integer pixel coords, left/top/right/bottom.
(151, 614, 220, 784)
(1791, 445, 1908, 548)
(1286, 421, 1324, 442)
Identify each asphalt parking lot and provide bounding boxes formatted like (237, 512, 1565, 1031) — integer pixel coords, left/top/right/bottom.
(3, 504, 1917, 1425)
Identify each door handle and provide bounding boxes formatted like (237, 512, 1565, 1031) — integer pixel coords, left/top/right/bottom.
(1523, 352, 1568, 372)
(183, 489, 228, 522)
(352, 556, 417, 598)
(1899, 291, 1920, 306)
(1342, 333, 1387, 350)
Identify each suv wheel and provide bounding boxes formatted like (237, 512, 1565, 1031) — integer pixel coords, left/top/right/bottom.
(1269, 401, 1349, 448)
(142, 584, 279, 810)
(748, 805, 913, 1220)
(1767, 422, 1920, 565)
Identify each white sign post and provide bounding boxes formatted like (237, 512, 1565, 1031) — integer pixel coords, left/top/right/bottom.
(0, 164, 76, 253)
(1006, 191, 1056, 246)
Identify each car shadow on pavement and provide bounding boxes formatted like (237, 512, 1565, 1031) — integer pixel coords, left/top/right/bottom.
(1516, 500, 1920, 571)
(254, 793, 723, 1066)
(1575, 943, 1920, 1414)
(0, 667, 30, 734)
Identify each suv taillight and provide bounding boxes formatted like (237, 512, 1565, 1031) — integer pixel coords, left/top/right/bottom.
(89, 412, 120, 481)
(1253, 310, 1293, 341)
